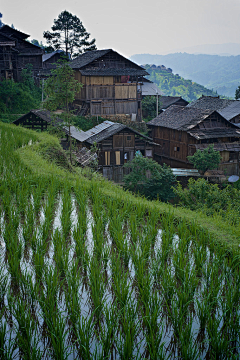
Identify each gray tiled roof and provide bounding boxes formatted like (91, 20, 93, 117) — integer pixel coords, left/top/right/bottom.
(147, 105, 214, 131)
(13, 110, 62, 125)
(188, 128, 240, 140)
(70, 49, 112, 69)
(0, 25, 30, 39)
(194, 142, 240, 151)
(69, 49, 148, 76)
(42, 50, 64, 62)
(160, 96, 188, 109)
(188, 95, 235, 111)
(85, 122, 153, 145)
(218, 101, 240, 121)
(86, 123, 126, 144)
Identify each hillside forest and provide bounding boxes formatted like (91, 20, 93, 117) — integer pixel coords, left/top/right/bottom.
(131, 53, 240, 98)
(144, 65, 222, 102)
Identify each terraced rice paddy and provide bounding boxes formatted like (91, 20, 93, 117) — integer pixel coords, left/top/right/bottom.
(0, 123, 240, 359)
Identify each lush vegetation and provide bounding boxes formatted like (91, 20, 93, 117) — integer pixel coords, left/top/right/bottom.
(142, 95, 162, 120)
(144, 65, 218, 102)
(0, 66, 42, 123)
(187, 145, 221, 173)
(0, 121, 240, 359)
(131, 53, 240, 98)
(174, 178, 240, 227)
(124, 154, 175, 201)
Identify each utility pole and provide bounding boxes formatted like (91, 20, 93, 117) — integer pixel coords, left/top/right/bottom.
(156, 90, 158, 117)
(42, 79, 44, 102)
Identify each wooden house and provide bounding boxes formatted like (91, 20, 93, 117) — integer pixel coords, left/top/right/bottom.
(42, 50, 69, 70)
(147, 105, 240, 175)
(69, 49, 148, 121)
(0, 25, 43, 81)
(13, 109, 63, 131)
(13, 112, 154, 181)
(158, 96, 189, 112)
(76, 121, 154, 181)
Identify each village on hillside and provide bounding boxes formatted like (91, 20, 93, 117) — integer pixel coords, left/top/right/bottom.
(1, 23, 239, 183)
(1, 10, 240, 360)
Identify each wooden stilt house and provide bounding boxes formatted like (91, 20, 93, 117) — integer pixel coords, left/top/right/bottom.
(147, 105, 240, 175)
(69, 49, 148, 121)
(0, 25, 43, 81)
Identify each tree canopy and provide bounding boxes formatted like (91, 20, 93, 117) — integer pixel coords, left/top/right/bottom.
(44, 60, 82, 163)
(235, 85, 240, 100)
(43, 10, 97, 58)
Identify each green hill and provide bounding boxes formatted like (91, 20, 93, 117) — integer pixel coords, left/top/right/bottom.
(131, 53, 240, 98)
(144, 64, 219, 102)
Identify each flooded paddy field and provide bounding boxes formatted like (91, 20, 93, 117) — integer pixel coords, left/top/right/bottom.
(1, 124, 240, 359)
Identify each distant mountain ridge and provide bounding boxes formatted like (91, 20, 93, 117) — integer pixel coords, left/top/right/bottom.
(130, 53, 240, 98)
(167, 43, 240, 56)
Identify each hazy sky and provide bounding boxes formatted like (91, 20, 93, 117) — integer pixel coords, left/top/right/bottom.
(1, 0, 240, 57)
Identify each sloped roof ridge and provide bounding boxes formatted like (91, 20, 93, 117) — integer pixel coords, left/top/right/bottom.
(0, 24, 30, 39)
(69, 49, 112, 69)
(218, 100, 240, 121)
(187, 95, 235, 111)
(147, 105, 214, 130)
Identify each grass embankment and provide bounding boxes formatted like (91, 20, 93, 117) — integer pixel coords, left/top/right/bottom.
(13, 122, 239, 252)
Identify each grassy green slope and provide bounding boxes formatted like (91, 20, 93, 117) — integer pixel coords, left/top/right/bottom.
(5, 122, 239, 254)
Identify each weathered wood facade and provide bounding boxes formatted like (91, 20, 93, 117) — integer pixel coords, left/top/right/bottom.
(0, 25, 43, 81)
(83, 124, 154, 182)
(70, 49, 148, 121)
(148, 105, 240, 175)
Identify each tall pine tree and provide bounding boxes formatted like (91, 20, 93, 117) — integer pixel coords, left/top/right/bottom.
(43, 11, 97, 58)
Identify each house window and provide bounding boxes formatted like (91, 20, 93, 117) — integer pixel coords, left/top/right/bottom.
(105, 151, 110, 165)
(127, 136, 131, 141)
(177, 147, 180, 152)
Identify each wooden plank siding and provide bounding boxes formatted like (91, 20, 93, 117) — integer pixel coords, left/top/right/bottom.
(74, 69, 140, 118)
(152, 126, 196, 167)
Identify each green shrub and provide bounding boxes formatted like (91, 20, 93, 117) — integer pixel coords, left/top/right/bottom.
(123, 154, 176, 201)
(174, 178, 240, 225)
(187, 145, 221, 173)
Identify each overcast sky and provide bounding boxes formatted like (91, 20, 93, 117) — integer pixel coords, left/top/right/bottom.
(1, 0, 240, 57)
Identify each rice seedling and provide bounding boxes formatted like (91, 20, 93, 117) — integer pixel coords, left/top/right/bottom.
(9, 295, 43, 360)
(0, 319, 16, 360)
(74, 312, 96, 360)
(117, 299, 140, 360)
(60, 186, 72, 240)
(177, 317, 200, 360)
(88, 257, 106, 320)
(111, 253, 131, 308)
(143, 291, 167, 360)
(97, 303, 118, 359)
